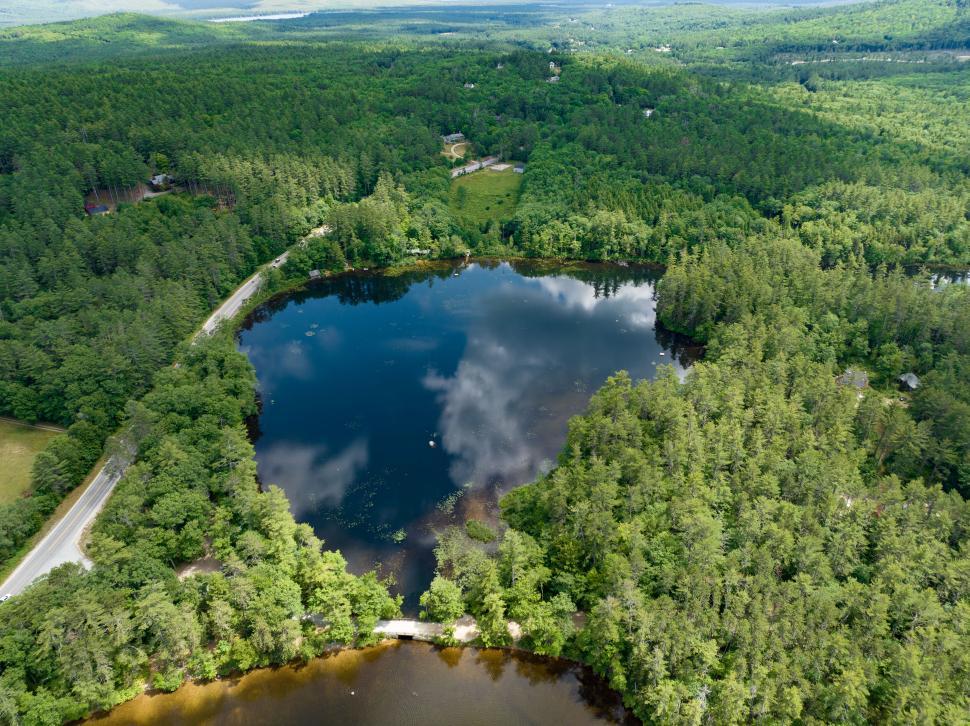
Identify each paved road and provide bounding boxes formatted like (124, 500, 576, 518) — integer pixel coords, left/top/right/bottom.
(1, 249, 294, 599)
(1, 457, 125, 597)
(197, 251, 289, 338)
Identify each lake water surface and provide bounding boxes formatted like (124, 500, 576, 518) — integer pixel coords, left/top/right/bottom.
(238, 261, 696, 605)
(88, 641, 634, 725)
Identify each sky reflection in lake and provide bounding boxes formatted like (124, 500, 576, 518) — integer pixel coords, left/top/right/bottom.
(239, 261, 697, 606)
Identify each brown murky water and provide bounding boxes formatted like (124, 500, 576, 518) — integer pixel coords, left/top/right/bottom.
(88, 641, 636, 725)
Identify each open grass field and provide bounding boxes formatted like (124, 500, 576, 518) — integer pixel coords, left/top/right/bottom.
(449, 167, 523, 226)
(0, 419, 61, 504)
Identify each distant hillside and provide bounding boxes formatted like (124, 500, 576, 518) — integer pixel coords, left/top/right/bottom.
(0, 0, 874, 30)
(0, 13, 260, 65)
(2, 1, 967, 70)
(674, 0, 970, 56)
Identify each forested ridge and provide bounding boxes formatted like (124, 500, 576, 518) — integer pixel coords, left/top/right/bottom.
(0, 1, 968, 724)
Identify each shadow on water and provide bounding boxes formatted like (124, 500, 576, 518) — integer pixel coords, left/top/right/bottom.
(654, 320, 706, 369)
(237, 260, 701, 610)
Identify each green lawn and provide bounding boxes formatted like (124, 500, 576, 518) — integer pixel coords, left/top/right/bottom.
(0, 420, 61, 504)
(449, 167, 523, 227)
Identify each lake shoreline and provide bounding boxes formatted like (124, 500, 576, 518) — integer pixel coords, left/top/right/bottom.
(85, 640, 638, 725)
(235, 260, 698, 607)
(84, 257, 680, 724)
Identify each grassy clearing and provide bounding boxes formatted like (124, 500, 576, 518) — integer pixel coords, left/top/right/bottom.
(0, 419, 61, 504)
(441, 141, 470, 160)
(449, 167, 523, 226)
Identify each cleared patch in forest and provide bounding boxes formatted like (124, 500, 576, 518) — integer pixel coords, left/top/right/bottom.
(0, 419, 62, 504)
(441, 141, 469, 161)
(449, 166, 523, 226)
(83, 184, 178, 212)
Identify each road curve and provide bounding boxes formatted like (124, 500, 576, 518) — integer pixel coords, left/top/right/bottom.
(197, 250, 289, 338)
(1, 250, 293, 599)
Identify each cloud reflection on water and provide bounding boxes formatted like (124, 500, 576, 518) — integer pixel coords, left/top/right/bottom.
(240, 263, 696, 607)
(424, 275, 686, 493)
(258, 438, 369, 519)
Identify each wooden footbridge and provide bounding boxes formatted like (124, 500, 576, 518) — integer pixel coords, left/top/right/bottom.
(372, 617, 480, 643)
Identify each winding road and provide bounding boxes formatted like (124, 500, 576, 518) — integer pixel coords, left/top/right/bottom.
(0, 248, 295, 599)
(198, 251, 289, 337)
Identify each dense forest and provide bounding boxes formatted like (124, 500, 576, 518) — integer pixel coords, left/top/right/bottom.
(0, 0, 968, 723)
(426, 239, 969, 722)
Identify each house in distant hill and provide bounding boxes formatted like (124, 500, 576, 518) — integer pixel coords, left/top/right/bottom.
(513, 164, 525, 173)
(84, 204, 109, 216)
(898, 372, 921, 391)
(837, 368, 869, 392)
(463, 82, 476, 89)
(442, 132, 465, 144)
(643, 107, 655, 118)
(547, 75, 560, 83)
(149, 173, 173, 190)
(452, 156, 501, 178)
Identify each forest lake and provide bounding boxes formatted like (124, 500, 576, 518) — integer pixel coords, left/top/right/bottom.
(90, 260, 701, 724)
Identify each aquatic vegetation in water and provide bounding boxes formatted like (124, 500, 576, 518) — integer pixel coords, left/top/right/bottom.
(437, 484, 471, 514)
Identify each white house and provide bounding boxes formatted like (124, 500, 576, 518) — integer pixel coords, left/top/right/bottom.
(149, 173, 172, 189)
(452, 161, 481, 178)
(452, 156, 500, 178)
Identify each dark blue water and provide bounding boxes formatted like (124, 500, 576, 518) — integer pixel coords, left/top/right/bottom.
(239, 261, 697, 606)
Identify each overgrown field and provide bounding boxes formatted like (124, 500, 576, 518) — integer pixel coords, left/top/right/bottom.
(449, 168, 524, 226)
(0, 420, 59, 504)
